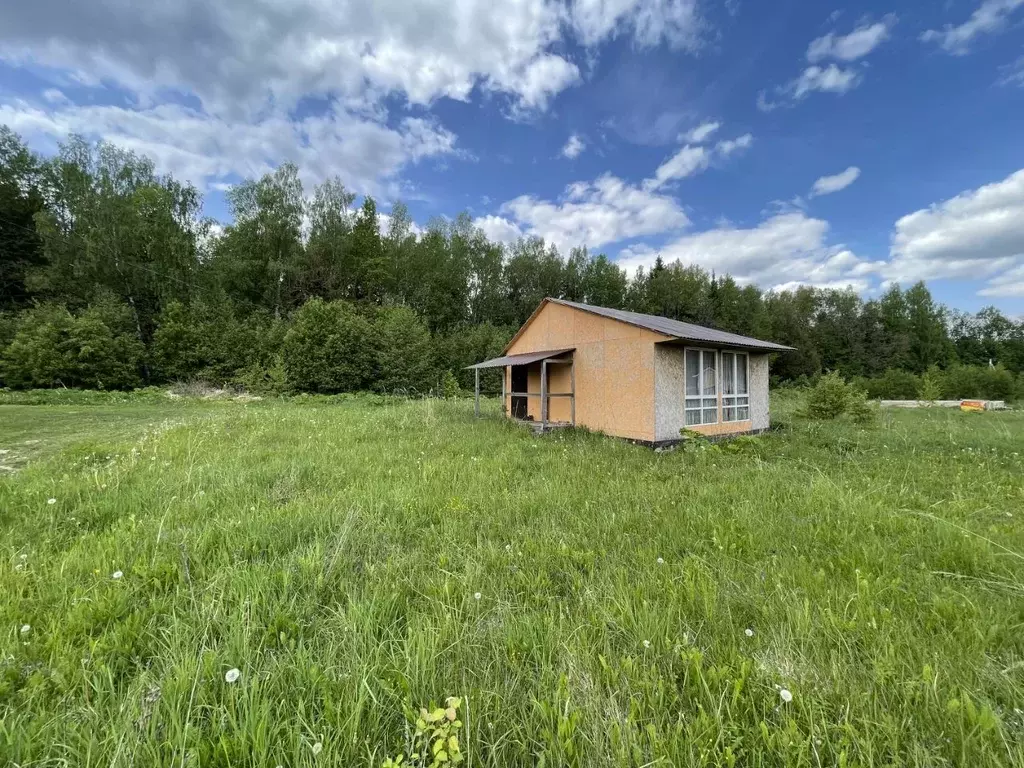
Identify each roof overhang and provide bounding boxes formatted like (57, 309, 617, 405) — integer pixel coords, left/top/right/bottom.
(467, 347, 574, 369)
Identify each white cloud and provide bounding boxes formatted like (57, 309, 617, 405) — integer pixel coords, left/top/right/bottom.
(921, 0, 1024, 55)
(645, 131, 752, 190)
(807, 19, 894, 63)
(0, 100, 456, 197)
(501, 173, 690, 253)
(810, 166, 861, 197)
(979, 264, 1024, 297)
(715, 133, 753, 157)
(758, 64, 861, 110)
(561, 133, 586, 159)
(616, 212, 881, 290)
(0, 0, 589, 117)
(570, 0, 704, 50)
(475, 214, 524, 245)
(998, 55, 1024, 86)
(886, 168, 1024, 290)
(682, 120, 720, 143)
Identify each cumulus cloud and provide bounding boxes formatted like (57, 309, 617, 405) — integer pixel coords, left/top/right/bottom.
(807, 18, 894, 63)
(561, 133, 586, 159)
(0, 0, 590, 117)
(475, 214, 524, 245)
(810, 166, 861, 197)
(616, 212, 881, 290)
(0, 100, 456, 196)
(886, 168, 1024, 290)
(570, 0, 705, 50)
(921, 0, 1024, 55)
(500, 174, 690, 253)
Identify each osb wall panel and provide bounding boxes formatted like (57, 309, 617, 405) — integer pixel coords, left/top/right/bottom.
(506, 302, 671, 441)
(750, 353, 770, 431)
(654, 345, 771, 440)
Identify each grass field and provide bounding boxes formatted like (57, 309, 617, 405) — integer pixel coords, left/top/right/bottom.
(2, 394, 1023, 767)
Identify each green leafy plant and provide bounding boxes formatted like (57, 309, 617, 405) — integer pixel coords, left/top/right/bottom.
(918, 365, 944, 402)
(382, 697, 464, 768)
(440, 370, 461, 399)
(805, 371, 877, 424)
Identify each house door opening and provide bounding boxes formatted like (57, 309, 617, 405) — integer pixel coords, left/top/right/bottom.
(511, 366, 529, 419)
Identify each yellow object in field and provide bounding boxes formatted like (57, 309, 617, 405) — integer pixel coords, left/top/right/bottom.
(960, 400, 985, 412)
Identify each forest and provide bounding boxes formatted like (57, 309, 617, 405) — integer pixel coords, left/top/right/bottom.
(1, 125, 1022, 400)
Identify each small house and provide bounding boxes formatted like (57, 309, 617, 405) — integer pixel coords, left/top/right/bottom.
(470, 298, 794, 445)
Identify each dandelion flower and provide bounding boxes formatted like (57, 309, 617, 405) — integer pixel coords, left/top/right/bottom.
(225, 668, 240, 683)
(19, 554, 27, 560)
(656, 557, 664, 565)
(20, 624, 30, 634)
(311, 742, 323, 756)
(745, 628, 754, 637)
(642, 639, 651, 648)
(112, 570, 123, 579)
(779, 688, 793, 703)
(474, 592, 482, 600)
(47, 498, 56, 505)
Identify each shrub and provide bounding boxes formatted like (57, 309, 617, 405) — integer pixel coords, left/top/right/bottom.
(942, 364, 1016, 401)
(805, 371, 851, 419)
(281, 298, 375, 393)
(373, 305, 435, 394)
(805, 371, 876, 424)
(1, 302, 143, 389)
(235, 356, 289, 395)
(918, 365, 944, 401)
(440, 369, 461, 398)
(863, 368, 920, 400)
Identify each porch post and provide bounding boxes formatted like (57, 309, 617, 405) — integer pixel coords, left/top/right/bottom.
(570, 356, 576, 426)
(540, 359, 548, 430)
(501, 366, 507, 416)
(474, 367, 480, 418)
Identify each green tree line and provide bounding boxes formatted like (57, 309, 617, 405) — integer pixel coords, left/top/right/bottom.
(2, 126, 1023, 398)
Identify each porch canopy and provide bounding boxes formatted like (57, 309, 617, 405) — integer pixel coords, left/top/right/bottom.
(466, 347, 575, 424)
(467, 347, 574, 369)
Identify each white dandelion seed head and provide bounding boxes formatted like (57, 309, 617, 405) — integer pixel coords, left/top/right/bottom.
(642, 639, 651, 648)
(656, 557, 664, 564)
(474, 592, 482, 600)
(19, 554, 27, 560)
(47, 498, 56, 505)
(311, 742, 323, 756)
(112, 571, 123, 579)
(224, 668, 240, 683)
(779, 688, 793, 703)
(15, 564, 24, 571)
(745, 628, 754, 637)
(20, 624, 30, 634)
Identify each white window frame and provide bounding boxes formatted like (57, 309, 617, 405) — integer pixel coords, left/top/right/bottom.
(684, 347, 719, 426)
(721, 350, 750, 422)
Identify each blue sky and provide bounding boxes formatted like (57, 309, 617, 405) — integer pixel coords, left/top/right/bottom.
(1, 0, 1023, 313)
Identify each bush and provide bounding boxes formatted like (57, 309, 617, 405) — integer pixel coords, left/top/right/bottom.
(372, 305, 434, 394)
(440, 369, 461, 398)
(281, 298, 375, 393)
(862, 368, 920, 400)
(1, 302, 144, 389)
(918, 365, 944, 401)
(941, 364, 1016, 401)
(805, 371, 876, 424)
(235, 356, 289, 395)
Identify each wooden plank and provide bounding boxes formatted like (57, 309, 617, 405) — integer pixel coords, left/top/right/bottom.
(540, 359, 548, 429)
(474, 367, 480, 418)
(501, 366, 507, 415)
(570, 357, 576, 426)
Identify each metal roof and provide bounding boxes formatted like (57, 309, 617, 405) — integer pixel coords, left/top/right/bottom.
(467, 347, 575, 369)
(546, 298, 795, 352)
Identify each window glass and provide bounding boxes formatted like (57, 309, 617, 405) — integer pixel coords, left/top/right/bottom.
(722, 352, 735, 395)
(685, 349, 700, 396)
(702, 352, 717, 395)
(737, 354, 748, 394)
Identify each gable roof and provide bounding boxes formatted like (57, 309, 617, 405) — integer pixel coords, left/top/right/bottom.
(505, 298, 795, 353)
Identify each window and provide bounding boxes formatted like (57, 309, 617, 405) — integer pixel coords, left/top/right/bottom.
(722, 351, 749, 422)
(685, 349, 718, 425)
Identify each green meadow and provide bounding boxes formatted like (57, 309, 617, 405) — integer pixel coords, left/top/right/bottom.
(1, 394, 1023, 767)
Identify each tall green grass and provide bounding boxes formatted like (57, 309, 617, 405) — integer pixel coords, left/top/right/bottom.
(2, 395, 1022, 766)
